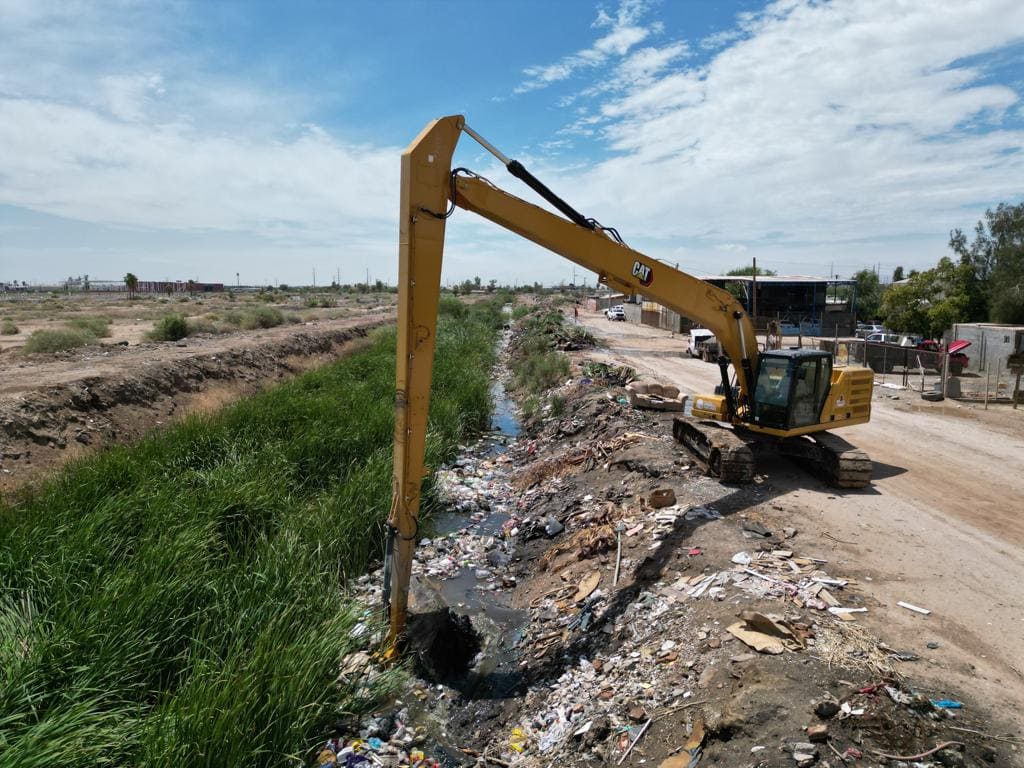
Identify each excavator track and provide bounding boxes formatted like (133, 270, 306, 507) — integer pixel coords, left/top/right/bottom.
(764, 431, 873, 488)
(672, 416, 754, 484)
(811, 431, 873, 488)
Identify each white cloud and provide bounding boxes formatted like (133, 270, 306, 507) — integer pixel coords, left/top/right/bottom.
(514, 0, 657, 94)
(0, 0, 401, 271)
(548, 0, 1024, 274)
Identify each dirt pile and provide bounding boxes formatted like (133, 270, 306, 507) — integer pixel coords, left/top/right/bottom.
(0, 319, 389, 491)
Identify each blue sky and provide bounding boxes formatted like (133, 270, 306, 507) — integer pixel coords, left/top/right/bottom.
(1, 0, 1023, 287)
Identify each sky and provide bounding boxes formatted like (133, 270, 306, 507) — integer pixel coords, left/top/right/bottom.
(1, 0, 1023, 288)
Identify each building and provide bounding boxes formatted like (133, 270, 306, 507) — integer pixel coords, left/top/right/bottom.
(584, 292, 625, 312)
(952, 323, 1024, 372)
(627, 275, 859, 336)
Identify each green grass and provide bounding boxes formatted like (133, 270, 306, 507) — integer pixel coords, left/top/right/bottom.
(0, 308, 500, 765)
(0, 320, 18, 335)
(148, 314, 189, 341)
(23, 328, 96, 353)
(510, 309, 575, 394)
(66, 316, 111, 337)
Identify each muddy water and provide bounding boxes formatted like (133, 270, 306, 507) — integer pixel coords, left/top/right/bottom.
(424, 314, 529, 694)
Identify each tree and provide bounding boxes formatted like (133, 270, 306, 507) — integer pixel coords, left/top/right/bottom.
(186, 279, 197, 297)
(124, 272, 138, 300)
(852, 269, 882, 321)
(951, 202, 1024, 324)
(725, 264, 777, 277)
(880, 257, 978, 338)
(487, 279, 497, 293)
(892, 266, 904, 282)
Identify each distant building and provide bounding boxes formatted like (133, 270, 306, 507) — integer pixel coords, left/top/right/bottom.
(627, 275, 858, 336)
(585, 293, 625, 311)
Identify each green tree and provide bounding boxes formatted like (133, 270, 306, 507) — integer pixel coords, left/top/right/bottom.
(951, 202, 1024, 324)
(124, 272, 138, 300)
(852, 268, 882, 321)
(725, 264, 777, 276)
(880, 257, 978, 338)
(186, 279, 197, 297)
(892, 266, 904, 282)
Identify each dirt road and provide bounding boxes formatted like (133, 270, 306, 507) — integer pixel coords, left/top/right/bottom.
(579, 309, 1024, 722)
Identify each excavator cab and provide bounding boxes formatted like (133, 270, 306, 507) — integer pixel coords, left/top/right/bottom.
(750, 349, 833, 430)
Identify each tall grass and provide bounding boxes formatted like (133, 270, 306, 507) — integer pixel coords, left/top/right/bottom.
(23, 328, 96, 353)
(0, 309, 499, 765)
(66, 316, 112, 337)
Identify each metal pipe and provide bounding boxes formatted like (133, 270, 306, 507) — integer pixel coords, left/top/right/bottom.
(462, 123, 511, 166)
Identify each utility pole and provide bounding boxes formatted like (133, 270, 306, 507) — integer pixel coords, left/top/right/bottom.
(752, 257, 758, 329)
(312, 267, 316, 288)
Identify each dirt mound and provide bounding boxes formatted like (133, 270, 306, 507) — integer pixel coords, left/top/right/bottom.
(0, 318, 389, 493)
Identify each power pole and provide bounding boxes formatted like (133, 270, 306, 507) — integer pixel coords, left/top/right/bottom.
(312, 267, 316, 288)
(752, 257, 758, 329)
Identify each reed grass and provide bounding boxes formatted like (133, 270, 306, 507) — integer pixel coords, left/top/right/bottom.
(0, 303, 500, 765)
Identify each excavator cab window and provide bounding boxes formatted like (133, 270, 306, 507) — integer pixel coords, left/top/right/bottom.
(751, 352, 832, 430)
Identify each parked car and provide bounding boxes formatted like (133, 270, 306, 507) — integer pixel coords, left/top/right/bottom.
(605, 305, 626, 321)
(865, 332, 900, 344)
(855, 323, 886, 339)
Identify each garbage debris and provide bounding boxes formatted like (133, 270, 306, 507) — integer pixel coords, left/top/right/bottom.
(648, 488, 677, 508)
(897, 600, 932, 615)
(726, 611, 805, 654)
(329, 338, 988, 768)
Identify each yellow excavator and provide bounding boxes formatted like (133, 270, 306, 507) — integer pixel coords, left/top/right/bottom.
(384, 115, 873, 641)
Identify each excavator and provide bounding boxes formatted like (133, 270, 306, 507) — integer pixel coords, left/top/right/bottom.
(384, 115, 873, 642)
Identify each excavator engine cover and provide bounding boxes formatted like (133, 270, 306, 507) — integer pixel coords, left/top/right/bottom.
(690, 393, 729, 420)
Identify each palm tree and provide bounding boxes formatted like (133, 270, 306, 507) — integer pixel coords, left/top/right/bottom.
(186, 279, 197, 297)
(124, 272, 138, 300)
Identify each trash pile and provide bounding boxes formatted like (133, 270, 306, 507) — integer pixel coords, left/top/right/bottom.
(313, 708, 438, 768)
(326, 356, 1014, 768)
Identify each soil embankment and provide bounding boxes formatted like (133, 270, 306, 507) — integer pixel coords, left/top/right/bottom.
(0, 312, 393, 492)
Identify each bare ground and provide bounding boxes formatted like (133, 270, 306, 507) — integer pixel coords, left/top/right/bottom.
(576, 309, 1024, 728)
(0, 312, 393, 493)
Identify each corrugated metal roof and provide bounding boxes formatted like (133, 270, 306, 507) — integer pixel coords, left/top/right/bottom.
(699, 275, 856, 284)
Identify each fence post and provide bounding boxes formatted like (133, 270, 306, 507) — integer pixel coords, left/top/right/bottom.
(984, 366, 990, 410)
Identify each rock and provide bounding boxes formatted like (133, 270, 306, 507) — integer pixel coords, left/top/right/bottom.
(935, 748, 966, 768)
(627, 706, 647, 722)
(787, 743, 819, 764)
(544, 516, 564, 537)
(806, 724, 828, 742)
(927, 641, 940, 649)
(742, 521, 772, 538)
(783, 527, 798, 539)
(814, 700, 840, 719)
